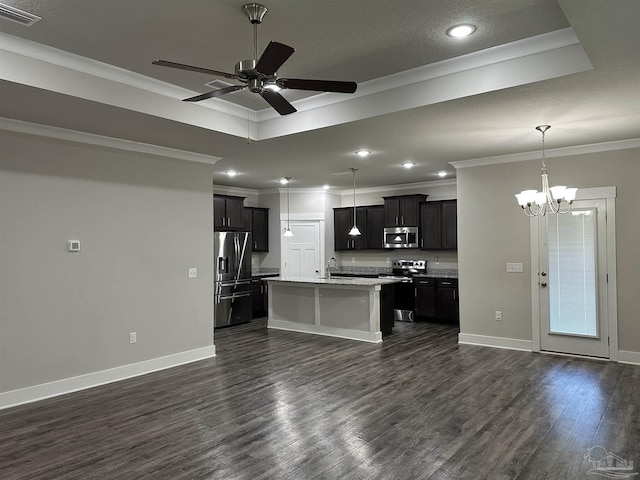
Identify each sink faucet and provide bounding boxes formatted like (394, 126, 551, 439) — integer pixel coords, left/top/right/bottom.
(327, 257, 337, 278)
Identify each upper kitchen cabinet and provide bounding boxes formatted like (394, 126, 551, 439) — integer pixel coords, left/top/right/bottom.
(365, 205, 385, 249)
(334, 205, 384, 251)
(383, 194, 428, 227)
(243, 207, 269, 252)
(419, 200, 457, 251)
(214, 194, 245, 231)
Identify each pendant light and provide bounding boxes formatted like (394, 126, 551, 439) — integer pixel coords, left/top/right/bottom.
(515, 126, 578, 216)
(348, 168, 361, 236)
(283, 177, 294, 237)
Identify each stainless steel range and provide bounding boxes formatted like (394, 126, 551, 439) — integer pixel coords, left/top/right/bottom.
(379, 259, 426, 321)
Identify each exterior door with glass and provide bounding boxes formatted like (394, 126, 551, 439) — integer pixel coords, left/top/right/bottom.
(538, 199, 609, 358)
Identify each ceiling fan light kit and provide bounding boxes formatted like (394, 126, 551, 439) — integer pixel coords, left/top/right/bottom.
(153, 3, 357, 115)
(515, 125, 578, 217)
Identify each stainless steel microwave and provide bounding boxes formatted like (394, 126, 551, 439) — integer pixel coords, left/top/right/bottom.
(383, 226, 419, 248)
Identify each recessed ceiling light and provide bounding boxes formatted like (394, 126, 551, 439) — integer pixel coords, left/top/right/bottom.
(225, 170, 238, 177)
(355, 149, 371, 157)
(322, 185, 331, 190)
(402, 162, 416, 169)
(446, 24, 476, 38)
(280, 178, 289, 185)
(437, 171, 448, 177)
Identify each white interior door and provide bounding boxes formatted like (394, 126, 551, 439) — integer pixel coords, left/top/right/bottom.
(282, 221, 322, 278)
(538, 199, 609, 358)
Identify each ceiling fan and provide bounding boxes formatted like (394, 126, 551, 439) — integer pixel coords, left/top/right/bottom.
(152, 3, 358, 116)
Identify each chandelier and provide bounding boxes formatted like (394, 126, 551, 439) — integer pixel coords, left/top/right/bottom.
(515, 125, 577, 216)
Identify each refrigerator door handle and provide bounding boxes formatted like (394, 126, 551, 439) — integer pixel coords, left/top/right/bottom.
(219, 292, 251, 301)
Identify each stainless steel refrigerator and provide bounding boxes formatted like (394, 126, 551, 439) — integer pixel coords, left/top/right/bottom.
(214, 232, 252, 328)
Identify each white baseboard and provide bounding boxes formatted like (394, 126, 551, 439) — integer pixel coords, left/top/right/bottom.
(0, 345, 216, 410)
(268, 319, 382, 343)
(458, 333, 533, 352)
(618, 350, 640, 365)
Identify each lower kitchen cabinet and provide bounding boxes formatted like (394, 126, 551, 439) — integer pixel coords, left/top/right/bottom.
(414, 277, 458, 324)
(414, 277, 436, 318)
(251, 278, 269, 318)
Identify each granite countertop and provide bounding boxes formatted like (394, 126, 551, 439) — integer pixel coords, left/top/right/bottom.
(251, 268, 280, 278)
(266, 276, 402, 286)
(329, 267, 458, 279)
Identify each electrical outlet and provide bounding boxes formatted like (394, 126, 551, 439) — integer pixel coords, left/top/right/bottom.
(188, 267, 197, 278)
(129, 332, 137, 344)
(495, 311, 502, 321)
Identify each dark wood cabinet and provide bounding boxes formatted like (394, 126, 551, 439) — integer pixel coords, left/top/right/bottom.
(243, 207, 269, 252)
(414, 277, 458, 324)
(334, 207, 356, 250)
(214, 195, 245, 231)
(366, 205, 385, 249)
(414, 277, 436, 318)
(441, 201, 457, 250)
(419, 200, 457, 251)
(383, 194, 427, 227)
(334, 205, 385, 251)
(435, 279, 458, 323)
(251, 278, 269, 318)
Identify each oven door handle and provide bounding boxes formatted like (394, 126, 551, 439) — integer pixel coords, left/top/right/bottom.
(217, 292, 251, 302)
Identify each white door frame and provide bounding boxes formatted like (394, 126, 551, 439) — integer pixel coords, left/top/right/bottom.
(530, 186, 618, 360)
(280, 213, 325, 277)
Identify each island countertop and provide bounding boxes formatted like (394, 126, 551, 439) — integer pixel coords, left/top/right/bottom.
(266, 276, 402, 286)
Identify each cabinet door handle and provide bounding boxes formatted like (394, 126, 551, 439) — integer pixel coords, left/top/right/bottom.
(421, 238, 424, 248)
(402, 216, 404, 225)
(395, 216, 399, 225)
(453, 291, 456, 300)
(222, 217, 225, 226)
(414, 288, 417, 297)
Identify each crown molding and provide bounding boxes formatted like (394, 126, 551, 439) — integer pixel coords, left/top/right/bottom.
(451, 138, 640, 169)
(0, 117, 222, 165)
(212, 184, 259, 197)
(338, 179, 457, 196)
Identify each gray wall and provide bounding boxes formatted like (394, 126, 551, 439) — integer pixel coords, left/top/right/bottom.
(457, 147, 640, 353)
(0, 131, 214, 392)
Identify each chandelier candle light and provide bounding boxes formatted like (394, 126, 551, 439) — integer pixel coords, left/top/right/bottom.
(349, 168, 361, 236)
(283, 176, 293, 237)
(515, 125, 577, 216)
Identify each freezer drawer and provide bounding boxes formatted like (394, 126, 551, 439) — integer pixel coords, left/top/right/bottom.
(214, 291, 252, 328)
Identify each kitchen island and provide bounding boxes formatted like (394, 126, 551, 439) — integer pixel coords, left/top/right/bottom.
(266, 276, 400, 343)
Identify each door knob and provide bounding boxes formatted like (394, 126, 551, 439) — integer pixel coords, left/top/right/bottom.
(541, 282, 547, 287)
(541, 271, 547, 277)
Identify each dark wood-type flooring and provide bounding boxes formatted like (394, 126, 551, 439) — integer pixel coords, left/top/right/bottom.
(1, 319, 639, 480)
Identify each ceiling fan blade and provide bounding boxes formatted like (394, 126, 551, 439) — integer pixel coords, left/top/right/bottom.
(183, 85, 245, 102)
(280, 78, 357, 94)
(255, 41, 295, 76)
(260, 91, 297, 115)
(152, 60, 236, 79)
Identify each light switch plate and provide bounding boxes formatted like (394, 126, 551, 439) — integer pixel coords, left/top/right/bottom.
(188, 268, 197, 278)
(506, 263, 523, 273)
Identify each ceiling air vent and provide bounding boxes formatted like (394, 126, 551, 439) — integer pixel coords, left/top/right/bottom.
(0, 3, 41, 26)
